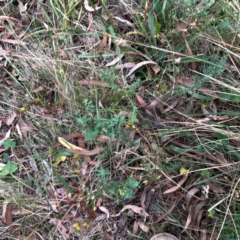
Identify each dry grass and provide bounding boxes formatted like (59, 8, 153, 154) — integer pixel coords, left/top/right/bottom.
(1, 0, 240, 239)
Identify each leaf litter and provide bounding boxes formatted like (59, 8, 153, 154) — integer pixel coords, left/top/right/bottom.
(0, 0, 239, 239)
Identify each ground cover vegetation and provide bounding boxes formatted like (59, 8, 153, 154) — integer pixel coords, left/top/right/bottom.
(0, 0, 240, 239)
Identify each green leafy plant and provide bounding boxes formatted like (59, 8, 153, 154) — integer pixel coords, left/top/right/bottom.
(3, 137, 16, 150)
(76, 99, 128, 141)
(96, 166, 140, 204)
(0, 161, 18, 178)
(220, 88, 240, 103)
(100, 67, 117, 90)
(0, 138, 18, 178)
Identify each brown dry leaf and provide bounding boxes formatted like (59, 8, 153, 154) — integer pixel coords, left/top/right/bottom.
(58, 137, 104, 156)
(31, 86, 45, 93)
(49, 218, 68, 238)
(99, 206, 110, 219)
(113, 16, 134, 27)
(78, 80, 109, 87)
(71, 133, 98, 166)
(176, 76, 193, 88)
(144, 99, 160, 110)
(2, 200, 12, 226)
(105, 54, 123, 67)
(12, 208, 33, 215)
(97, 34, 108, 53)
(150, 64, 161, 74)
(138, 222, 149, 233)
(186, 187, 200, 207)
(136, 94, 161, 110)
(126, 61, 158, 77)
(183, 208, 192, 232)
(176, 76, 219, 97)
(136, 94, 148, 107)
(84, 0, 101, 12)
(96, 135, 118, 143)
(96, 198, 102, 207)
(19, 117, 35, 138)
(111, 205, 149, 218)
(192, 200, 207, 225)
(65, 147, 104, 157)
(163, 174, 188, 194)
(132, 221, 139, 234)
(6, 111, 17, 126)
(116, 62, 135, 69)
(140, 185, 152, 210)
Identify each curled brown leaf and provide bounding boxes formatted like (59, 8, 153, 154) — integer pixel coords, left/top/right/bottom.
(111, 205, 149, 219)
(163, 175, 188, 194)
(127, 61, 158, 77)
(99, 206, 110, 219)
(186, 187, 200, 207)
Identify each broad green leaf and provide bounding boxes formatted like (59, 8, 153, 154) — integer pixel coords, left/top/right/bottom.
(0, 161, 18, 178)
(3, 138, 16, 150)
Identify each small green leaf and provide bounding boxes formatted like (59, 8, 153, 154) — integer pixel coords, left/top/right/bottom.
(0, 161, 18, 178)
(3, 138, 16, 150)
(208, 209, 215, 218)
